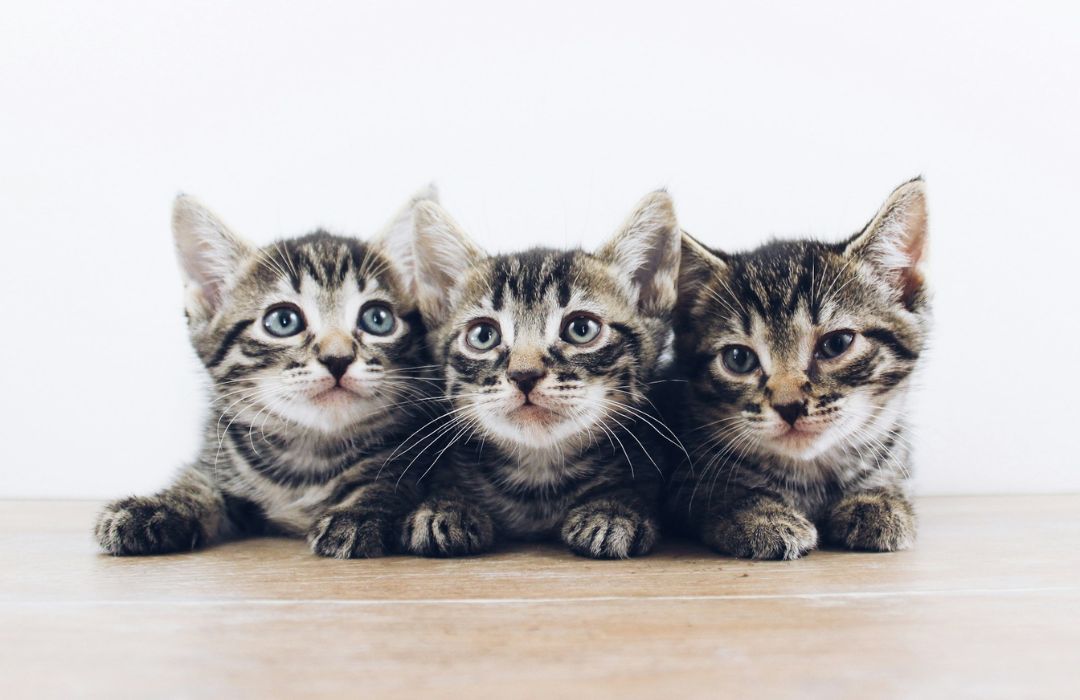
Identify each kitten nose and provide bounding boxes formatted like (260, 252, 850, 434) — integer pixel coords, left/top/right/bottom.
(772, 401, 807, 426)
(508, 368, 546, 396)
(320, 355, 354, 382)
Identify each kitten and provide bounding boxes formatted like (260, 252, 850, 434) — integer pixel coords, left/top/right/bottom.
(665, 179, 929, 559)
(387, 192, 682, 559)
(94, 189, 438, 558)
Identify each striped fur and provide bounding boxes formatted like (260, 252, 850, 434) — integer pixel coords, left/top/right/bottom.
(95, 190, 438, 558)
(665, 179, 930, 559)
(395, 192, 682, 559)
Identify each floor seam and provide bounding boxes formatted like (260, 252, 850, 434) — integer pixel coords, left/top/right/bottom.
(2, 585, 1076, 608)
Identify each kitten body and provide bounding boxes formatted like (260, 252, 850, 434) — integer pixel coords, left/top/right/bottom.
(666, 179, 929, 559)
(95, 191, 438, 558)
(392, 193, 682, 559)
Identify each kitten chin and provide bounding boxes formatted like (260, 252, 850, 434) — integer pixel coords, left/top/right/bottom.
(756, 392, 892, 462)
(270, 386, 396, 435)
(478, 386, 611, 451)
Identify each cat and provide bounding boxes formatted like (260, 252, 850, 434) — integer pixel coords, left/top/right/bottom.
(665, 178, 929, 559)
(94, 188, 439, 558)
(383, 192, 683, 559)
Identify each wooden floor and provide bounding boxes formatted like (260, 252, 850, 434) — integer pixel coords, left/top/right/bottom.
(1, 497, 1078, 699)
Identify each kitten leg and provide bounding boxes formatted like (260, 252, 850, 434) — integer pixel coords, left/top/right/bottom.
(400, 494, 495, 558)
(94, 467, 225, 556)
(824, 488, 916, 552)
(701, 493, 818, 560)
(308, 482, 416, 559)
(560, 491, 660, 559)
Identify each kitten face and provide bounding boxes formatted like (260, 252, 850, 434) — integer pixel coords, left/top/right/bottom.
(438, 251, 659, 449)
(401, 193, 680, 453)
(678, 179, 929, 462)
(175, 195, 431, 436)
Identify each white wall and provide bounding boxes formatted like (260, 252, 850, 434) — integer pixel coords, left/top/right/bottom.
(1, 1, 1077, 498)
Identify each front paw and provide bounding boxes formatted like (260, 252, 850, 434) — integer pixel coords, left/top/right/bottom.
(825, 491, 916, 552)
(402, 499, 495, 557)
(704, 499, 817, 560)
(95, 496, 203, 556)
(308, 510, 394, 559)
(560, 499, 659, 559)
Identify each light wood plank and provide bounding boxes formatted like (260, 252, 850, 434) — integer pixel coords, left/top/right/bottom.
(1, 496, 1078, 698)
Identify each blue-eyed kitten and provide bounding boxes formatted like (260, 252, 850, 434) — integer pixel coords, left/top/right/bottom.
(94, 189, 438, 558)
(389, 192, 682, 559)
(666, 179, 929, 559)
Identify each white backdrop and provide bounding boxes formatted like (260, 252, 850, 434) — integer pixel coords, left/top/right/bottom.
(2, 1, 1077, 498)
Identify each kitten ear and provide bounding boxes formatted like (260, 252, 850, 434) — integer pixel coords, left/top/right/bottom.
(678, 231, 729, 303)
(370, 183, 440, 298)
(172, 195, 254, 321)
(411, 200, 485, 325)
(844, 177, 929, 308)
(596, 190, 681, 317)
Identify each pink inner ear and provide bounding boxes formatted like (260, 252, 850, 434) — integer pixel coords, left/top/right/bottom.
(183, 238, 240, 313)
(898, 204, 928, 308)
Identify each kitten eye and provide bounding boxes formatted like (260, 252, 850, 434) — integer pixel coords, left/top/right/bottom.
(816, 330, 855, 360)
(358, 303, 395, 336)
(465, 320, 501, 352)
(562, 314, 601, 345)
(721, 345, 759, 374)
(262, 304, 306, 338)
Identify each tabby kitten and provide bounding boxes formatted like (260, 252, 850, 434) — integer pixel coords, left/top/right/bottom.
(666, 179, 929, 559)
(94, 190, 437, 558)
(387, 192, 681, 559)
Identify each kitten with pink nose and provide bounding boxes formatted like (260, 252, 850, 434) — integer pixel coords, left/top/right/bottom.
(95, 188, 440, 558)
(666, 179, 930, 559)
(386, 192, 682, 559)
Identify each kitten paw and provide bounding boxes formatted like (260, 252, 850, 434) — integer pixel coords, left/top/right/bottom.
(94, 497, 203, 556)
(403, 499, 495, 557)
(825, 491, 916, 552)
(308, 510, 394, 559)
(705, 499, 817, 560)
(560, 499, 658, 559)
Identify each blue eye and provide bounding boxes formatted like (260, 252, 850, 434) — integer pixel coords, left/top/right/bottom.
(562, 314, 601, 345)
(262, 305, 305, 337)
(721, 345, 759, 374)
(359, 303, 395, 336)
(466, 320, 501, 352)
(816, 330, 855, 359)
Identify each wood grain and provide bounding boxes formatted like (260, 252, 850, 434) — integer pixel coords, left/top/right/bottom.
(1, 496, 1078, 698)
